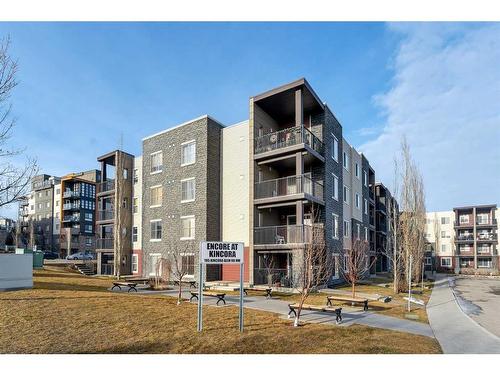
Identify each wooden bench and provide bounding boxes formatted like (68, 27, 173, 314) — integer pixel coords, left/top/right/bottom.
(189, 291, 226, 305)
(124, 277, 150, 285)
(174, 280, 197, 289)
(287, 303, 342, 324)
(326, 295, 369, 311)
(244, 287, 272, 299)
(111, 281, 138, 293)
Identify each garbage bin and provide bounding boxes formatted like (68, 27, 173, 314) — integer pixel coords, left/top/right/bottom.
(33, 250, 44, 268)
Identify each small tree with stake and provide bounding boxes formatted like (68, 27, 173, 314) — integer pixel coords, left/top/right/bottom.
(170, 244, 191, 305)
(290, 205, 332, 327)
(341, 239, 375, 298)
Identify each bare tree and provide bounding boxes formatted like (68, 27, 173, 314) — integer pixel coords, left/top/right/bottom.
(341, 239, 376, 298)
(170, 244, 191, 305)
(290, 205, 332, 327)
(0, 36, 38, 209)
(262, 254, 275, 287)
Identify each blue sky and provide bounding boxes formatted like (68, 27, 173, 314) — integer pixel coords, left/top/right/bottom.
(0, 22, 499, 218)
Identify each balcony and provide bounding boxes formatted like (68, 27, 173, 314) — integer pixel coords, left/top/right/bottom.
(98, 179, 115, 195)
(96, 238, 114, 250)
(454, 221, 474, 228)
(254, 268, 292, 287)
(254, 175, 324, 204)
(63, 203, 80, 210)
(97, 210, 115, 222)
(254, 126, 324, 158)
(456, 234, 474, 242)
(63, 190, 80, 199)
(477, 233, 497, 242)
(62, 215, 80, 223)
(254, 225, 312, 246)
(476, 219, 497, 227)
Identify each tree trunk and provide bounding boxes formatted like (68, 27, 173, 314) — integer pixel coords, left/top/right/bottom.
(352, 282, 356, 298)
(177, 276, 183, 305)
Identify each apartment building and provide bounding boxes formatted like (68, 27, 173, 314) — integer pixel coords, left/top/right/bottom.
(95, 150, 134, 275)
(59, 170, 100, 258)
(374, 183, 398, 273)
(141, 116, 223, 281)
(424, 205, 499, 274)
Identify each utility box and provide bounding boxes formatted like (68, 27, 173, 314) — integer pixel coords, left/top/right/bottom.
(0, 254, 33, 291)
(33, 251, 44, 268)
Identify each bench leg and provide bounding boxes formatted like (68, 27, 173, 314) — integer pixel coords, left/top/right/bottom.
(217, 297, 226, 305)
(189, 295, 198, 303)
(128, 287, 138, 293)
(364, 301, 368, 311)
(111, 285, 118, 291)
(336, 309, 342, 324)
(266, 291, 272, 299)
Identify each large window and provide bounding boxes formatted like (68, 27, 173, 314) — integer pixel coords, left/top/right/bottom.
(133, 169, 139, 184)
(364, 198, 368, 215)
(331, 135, 339, 162)
(150, 151, 163, 174)
(150, 185, 162, 207)
(332, 214, 339, 239)
(132, 226, 138, 242)
(181, 216, 195, 240)
(181, 140, 196, 166)
(343, 220, 350, 238)
(363, 171, 368, 187)
(150, 254, 161, 275)
(459, 215, 469, 224)
(150, 220, 162, 241)
(355, 192, 360, 209)
(355, 163, 359, 178)
(440, 257, 451, 267)
(441, 244, 448, 252)
(133, 198, 138, 213)
(441, 217, 450, 225)
(343, 185, 350, 205)
(476, 213, 489, 224)
(132, 254, 138, 273)
(181, 178, 196, 202)
(478, 258, 492, 268)
(181, 254, 195, 275)
(343, 151, 349, 171)
(332, 174, 339, 200)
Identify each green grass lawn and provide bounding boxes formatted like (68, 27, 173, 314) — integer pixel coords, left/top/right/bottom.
(0, 267, 441, 354)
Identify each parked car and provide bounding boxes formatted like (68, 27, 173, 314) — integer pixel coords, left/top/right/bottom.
(66, 252, 93, 260)
(43, 251, 59, 260)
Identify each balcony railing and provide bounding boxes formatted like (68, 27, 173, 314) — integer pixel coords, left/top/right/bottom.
(254, 225, 312, 245)
(254, 126, 324, 156)
(456, 234, 474, 241)
(63, 190, 80, 199)
(476, 219, 497, 226)
(62, 215, 80, 222)
(254, 175, 324, 201)
(63, 203, 80, 210)
(97, 210, 115, 221)
(96, 238, 114, 249)
(98, 179, 115, 194)
(477, 233, 497, 241)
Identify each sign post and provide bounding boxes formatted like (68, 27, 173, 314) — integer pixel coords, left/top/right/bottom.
(197, 241, 244, 333)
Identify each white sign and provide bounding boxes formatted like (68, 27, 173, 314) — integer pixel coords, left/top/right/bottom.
(200, 241, 244, 264)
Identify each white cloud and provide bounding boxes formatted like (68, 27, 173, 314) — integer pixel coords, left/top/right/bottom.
(359, 23, 500, 211)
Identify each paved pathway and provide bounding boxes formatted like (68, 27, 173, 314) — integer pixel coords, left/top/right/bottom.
(426, 274, 500, 354)
(148, 288, 434, 338)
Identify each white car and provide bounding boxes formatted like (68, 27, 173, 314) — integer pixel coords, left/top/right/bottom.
(66, 252, 94, 260)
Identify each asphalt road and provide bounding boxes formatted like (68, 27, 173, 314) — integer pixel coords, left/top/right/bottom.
(453, 277, 500, 339)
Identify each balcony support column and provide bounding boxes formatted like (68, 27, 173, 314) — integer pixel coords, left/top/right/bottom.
(96, 252, 102, 275)
(295, 89, 303, 127)
(296, 201, 304, 226)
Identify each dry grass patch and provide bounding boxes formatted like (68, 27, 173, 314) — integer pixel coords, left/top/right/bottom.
(0, 269, 440, 354)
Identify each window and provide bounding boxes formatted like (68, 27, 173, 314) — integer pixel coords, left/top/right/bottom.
(122, 198, 128, 209)
(364, 227, 368, 241)
(181, 140, 196, 166)
(441, 257, 452, 267)
(477, 213, 489, 224)
(441, 244, 448, 252)
(46, 225, 50, 232)
(55, 200, 59, 207)
(84, 212, 93, 221)
(181, 178, 196, 202)
(356, 224, 361, 239)
(133, 198, 138, 214)
(150, 254, 161, 275)
(441, 231, 447, 238)
(441, 217, 450, 225)
(363, 171, 368, 187)
(331, 135, 339, 162)
(85, 238, 92, 246)
(132, 227, 138, 242)
(332, 214, 339, 239)
(123, 168, 128, 180)
(133, 169, 139, 184)
(181, 254, 195, 275)
(85, 225, 93, 233)
(181, 216, 195, 239)
(343, 220, 350, 238)
(55, 224, 59, 230)
(478, 258, 492, 268)
(343, 185, 350, 205)
(38, 203, 42, 209)
(46, 202, 50, 208)
(332, 174, 339, 200)
(150, 151, 163, 174)
(343, 254, 349, 272)
(150, 185, 163, 207)
(355, 193, 360, 209)
(459, 215, 469, 224)
(56, 188, 60, 195)
(364, 199, 368, 215)
(150, 220, 162, 241)
(343, 151, 349, 171)
(132, 254, 139, 273)
(355, 163, 359, 178)
(478, 244, 490, 254)
(425, 257, 432, 266)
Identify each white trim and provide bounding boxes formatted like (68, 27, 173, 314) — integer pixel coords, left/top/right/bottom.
(180, 177, 196, 203)
(332, 173, 339, 201)
(131, 254, 139, 273)
(332, 213, 339, 239)
(343, 185, 350, 205)
(180, 140, 197, 166)
(180, 215, 195, 240)
(142, 115, 225, 141)
(180, 139, 196, 146)
(331, 133, 339, 162)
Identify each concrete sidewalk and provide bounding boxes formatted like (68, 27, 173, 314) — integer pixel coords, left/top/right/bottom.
(157, 288, 434, 338)
(426, 274, 500, 354)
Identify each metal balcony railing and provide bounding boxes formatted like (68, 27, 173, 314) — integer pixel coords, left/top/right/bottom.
(63, 190, 80, 199)
(254, 126, 324, 156)
(62, 215, 80, 222)
(63, 203, 80, 210)
(98, 179, 115, 194)
(254, 175, 324, 201)
(96, 238, 114, 250)
(456, 234, 474, 241)
(254, 268, 293, 287)
(476, 219, 497, 226)
(97, 210, 114, 221)
(477, 233, 497, 241)
(254, 225, 312, 245)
